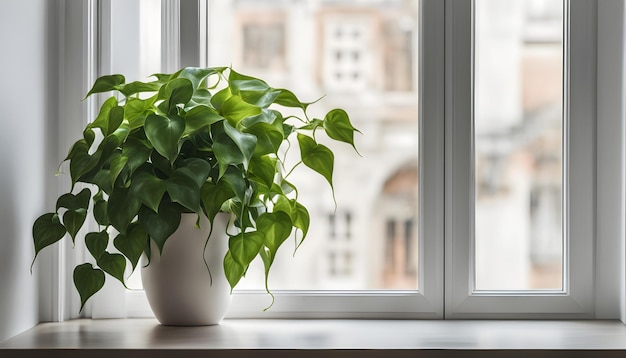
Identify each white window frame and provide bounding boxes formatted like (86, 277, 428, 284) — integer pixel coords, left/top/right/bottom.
(41, 0, 626, 321)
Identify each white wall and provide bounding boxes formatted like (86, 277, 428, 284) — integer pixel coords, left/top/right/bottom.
(0, 0, 56, 342)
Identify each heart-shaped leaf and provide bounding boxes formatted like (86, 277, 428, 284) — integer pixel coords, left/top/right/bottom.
(63, 208, 87, 243)
(297, 134, 334, 188)
(228, 231, 265, 268)
(107, 187, 141, 234)
(32, 213, 67, 261)
(56, 188, 91, 211)
(167, 171, 201, 212)
(256, 212, 292, 255)
(85, 230, 109, 261)
(97, 252, 127, 287)
(323, 108, 361, 153)
(144, 113, 185, 164)
(211, 121, 256, 177)
(93, 192, 109, 226)
(73, 263, 105, 311)
(125, 96, 157, 130)
(249, 155, 277, 189)
(130, 171, 167, 213)
(223, 251, 245, 290)
(114, 223, 149, 271)
(138, 202, 181, 253)
(179, 67, 223, 89)
(174, 158, 212, 188)
(158, 78, 193, 113)
(200, 180, 235, 224)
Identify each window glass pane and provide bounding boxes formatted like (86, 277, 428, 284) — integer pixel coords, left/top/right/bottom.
(474, 0, 563, 290)
(209, 0, 420, 290)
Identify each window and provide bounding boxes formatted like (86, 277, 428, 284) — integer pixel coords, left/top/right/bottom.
(55, 0, 619, 321)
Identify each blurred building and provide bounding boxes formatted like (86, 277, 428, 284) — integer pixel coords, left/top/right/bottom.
(204, 0, 563, 291)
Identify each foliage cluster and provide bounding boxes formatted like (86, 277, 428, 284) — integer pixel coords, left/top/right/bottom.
(32, 67, 359, 310)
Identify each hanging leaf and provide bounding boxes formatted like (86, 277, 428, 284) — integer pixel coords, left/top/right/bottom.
(93, 192, 109, 226)
(32, 213, 66, 261)
(256, 212, 292, 257)
(97, 252, 127, 287)
(228, 231, 265, 268)
(88, 97, 118, 133)
(323, 108, 361, 153)
(200, 180, 235, 225)
(85, 230, 109, 261)
(297, 134, 334, 188)
(130, 171, 167, 213)
(107, 187, 141, 234)
(174, 158, 212, 188)
(249, 155, 277, 189)
(114, 223, 149, 271)
(223, 251, 245, 290)
(73, 263, 105, 312)
(138, 202, 181, 253)
(166, 171, 201, 212)
(63, 208, 87, 243)
(144, 113, 185, 164)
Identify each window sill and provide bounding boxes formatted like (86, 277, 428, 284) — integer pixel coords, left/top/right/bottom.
(1, 319, 626, 357)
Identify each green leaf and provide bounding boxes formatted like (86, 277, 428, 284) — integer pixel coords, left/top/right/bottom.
(118, 81, 161, 97)
(121, 138, 152, 175)
(107, 187, 141, 234)
(249, 155, 277, 189)
(106, 106, 124, 136)
(93, 193, 109, 226)
(200, 180, 235, 224)
(32, 213, 66, 261)
(144, 113, 185, 164)
(175, 158, 212, 188)
(125, 96, 157, 130)
(211, 121, 256, 177)
(179, 67, 223, 89)
(223, 251, 245, 290)
(73, 263, 105, 311)
(114, 223, 149, 271)
(228, 69, 281, 107)
(323, 108, 360, 153)
(89, 97, 118, 133)
(274, 88, 309, 110)
(158, 78, 193, 113)
(85, 74, 125, 98)
(228, 231, 265, 268)
(257, 212, 292, 255)
(85, 230, 109, 261)
(183, 105, 224, 135)
(244, 122, 284, 156)
(297, 134, 334, 188)
(130, 171, 167, 213)
(167, 171, 201, 212)
(63, 208, 87, 243)
(109, 156, 128, 186)
(138, 202, 181, 253)
(66, 140, 100, 187)
(223, 121, 257, 169)
(56, 188, 91, 211)
(97, 252, 127, 287)
(210, 87, 232, 111)
(221, 95, 262, 126)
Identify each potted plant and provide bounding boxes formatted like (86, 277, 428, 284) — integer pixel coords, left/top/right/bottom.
(32, 66, 359, 325)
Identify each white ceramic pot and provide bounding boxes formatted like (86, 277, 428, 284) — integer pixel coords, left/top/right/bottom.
(141, 213, 232, 326)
